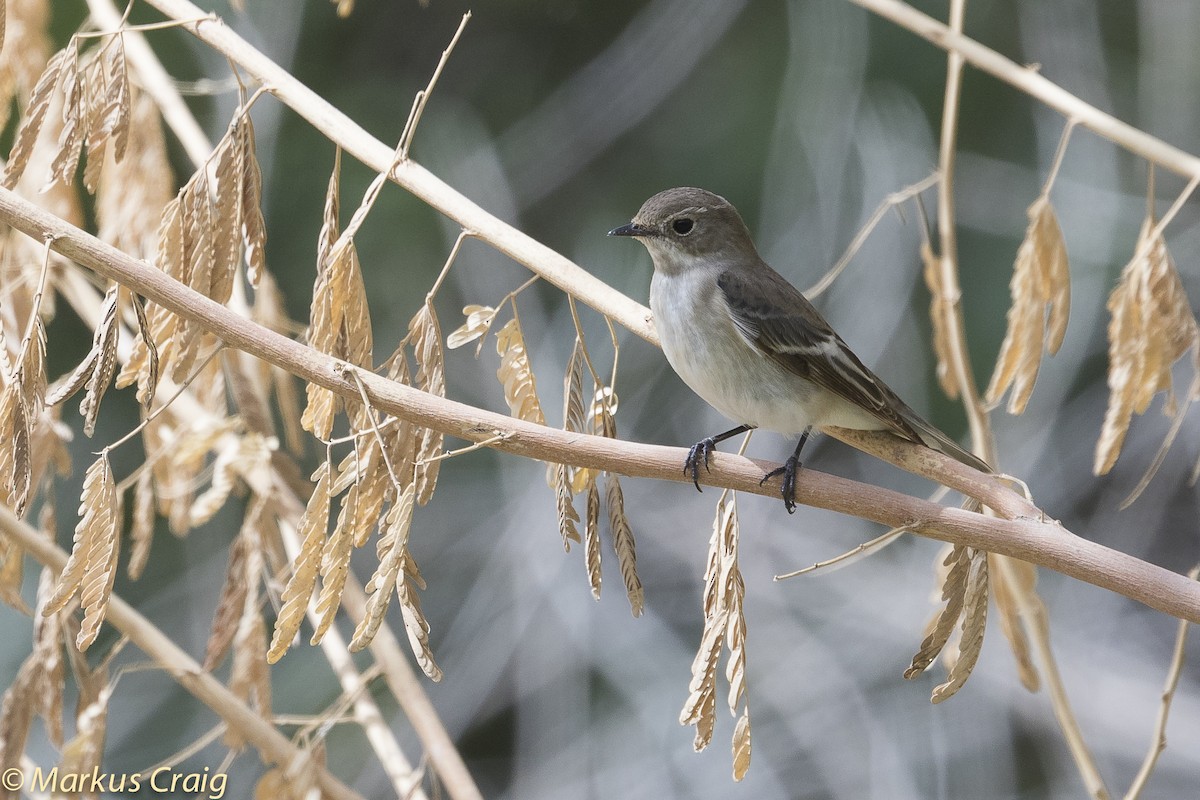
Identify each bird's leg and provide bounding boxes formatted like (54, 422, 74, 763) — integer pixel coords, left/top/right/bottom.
(760, 427, 811, 514)
(685, 424, 753, 492)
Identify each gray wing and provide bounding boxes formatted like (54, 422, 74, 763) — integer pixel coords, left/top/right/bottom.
(717, 267, 990, 472)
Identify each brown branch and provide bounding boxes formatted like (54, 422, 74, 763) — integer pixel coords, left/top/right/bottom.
(0, 504, 363, 800)
(3, 189, 1200, 627)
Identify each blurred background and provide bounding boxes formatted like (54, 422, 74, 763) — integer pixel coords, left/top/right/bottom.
(16, 0, 1200, 797)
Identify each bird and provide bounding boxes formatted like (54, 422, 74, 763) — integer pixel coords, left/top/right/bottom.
(609, 186, 989, 513)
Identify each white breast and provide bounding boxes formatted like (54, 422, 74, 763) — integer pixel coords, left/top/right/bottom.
(649, 269, 883, 436)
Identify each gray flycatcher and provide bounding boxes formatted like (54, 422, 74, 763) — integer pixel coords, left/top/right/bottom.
(610, 186, 989, 513)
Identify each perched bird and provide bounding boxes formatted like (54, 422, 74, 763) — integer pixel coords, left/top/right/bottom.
(610, 187, 989, 512)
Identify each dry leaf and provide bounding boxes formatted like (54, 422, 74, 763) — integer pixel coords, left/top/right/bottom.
(0, 382, 31, 517)
(32, 568, 67, 747)
(681, 494, 745, 758)
(268, 460, 333, 662)
(921, 240, 959, 400)
(57, 682, 112, 796)
(553, 463, 581, 551)
(204, 528, 250, 670)
(605, 475, 643, 617)
(129, 292, 159, 407)
(445, 304, 497, 351)
(311, 513, 354, 645)
(237, 112, 268, 285)
(0, 534, 28, 613)
(78, 284, 120, 437)
(990, 555, 1040, 692)
(905, 544, 970, 679)
(0, 660, 39, 780)
(3, 45, 71, 189)
(350, 482, 416, 651)
(127, 466, 155, 580)
(584, 477, 602, 600)
(731, 709, 751, 782)
(44, 453, 120, 652)
(985, 196, 1070, 414)
(495, 315, 545, 425)
(1095, 216, 1200, 474)
(410, 300, 444, 504)
(931, 548, 989, 702)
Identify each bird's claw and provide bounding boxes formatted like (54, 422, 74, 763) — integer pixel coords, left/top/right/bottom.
(684, 438, 717, 492)
(760, 455, 801, 514)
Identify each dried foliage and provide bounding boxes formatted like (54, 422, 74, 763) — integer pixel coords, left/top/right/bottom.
(2, 44, 71, 189)
(681, 493, 751, 779)
(905, 543, 990, 702)
(551, 338, 585, 550)
(350, 482, 416, 650)
(127, 467, 155, 579)
(56, 681, 113, 797)
(605, 474, 643, 617)
(45, 453, 120, 651)
(991, 555, 1040, 691)
(226, 503, 272, 744)
(46, 283, 120, 437)
(117, 104, 268, 395)
(591, 389, 644, 616)
(2, 32, 135, 195)
(10, 2, 1200, 794)
(205, 527, 252, 670)
(985, 196, 1071, 414)
(445, 303, 498, 353)
(0, 571, 67, 775)
(268, 461, 333, 663)
(1095, 216, 1200, 475)
(921, 240, 959, 399)
(0, 380, 32, 518)
(302, 149, 375, 438)
(495, 314, 546, 425)
(584, 479, 602, 599)
(408, 299, 445, 504)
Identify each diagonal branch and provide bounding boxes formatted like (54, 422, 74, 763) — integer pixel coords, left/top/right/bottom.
(3, 187, 1200, 627)
(848, 0, 1200, 180)
(135, 0, 658, 346)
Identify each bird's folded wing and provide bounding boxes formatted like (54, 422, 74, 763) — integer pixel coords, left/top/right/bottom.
(716, 268, 926, 443)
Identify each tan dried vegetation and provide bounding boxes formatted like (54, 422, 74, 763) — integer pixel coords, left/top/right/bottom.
(1, 0, 1198, 794)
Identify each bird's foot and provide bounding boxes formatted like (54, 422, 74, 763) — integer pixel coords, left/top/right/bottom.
(760, 455, 802, 514)
(684, 438, 718, 492)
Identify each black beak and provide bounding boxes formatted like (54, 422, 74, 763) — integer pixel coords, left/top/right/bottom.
(608, 222, 655, 238)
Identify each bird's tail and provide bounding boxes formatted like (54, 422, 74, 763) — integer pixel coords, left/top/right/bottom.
(903, 411, 992, 473)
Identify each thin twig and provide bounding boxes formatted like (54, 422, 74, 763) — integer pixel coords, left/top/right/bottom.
(399, 12, 472, 160)
(805, 172, 940, 298)
(426, 229, 474, 302)
(1040, 119, 1078, 196)
(774, 526, 913, 580)
(105, 346, 224, 456)
(418, 433, 512, 466)
(1123, 565, 1198, 800)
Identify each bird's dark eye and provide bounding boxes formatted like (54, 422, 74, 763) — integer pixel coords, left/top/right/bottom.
(672, 218, 695, 235)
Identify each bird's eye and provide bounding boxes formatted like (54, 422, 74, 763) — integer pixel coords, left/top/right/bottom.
(672, 218, 695, 235)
